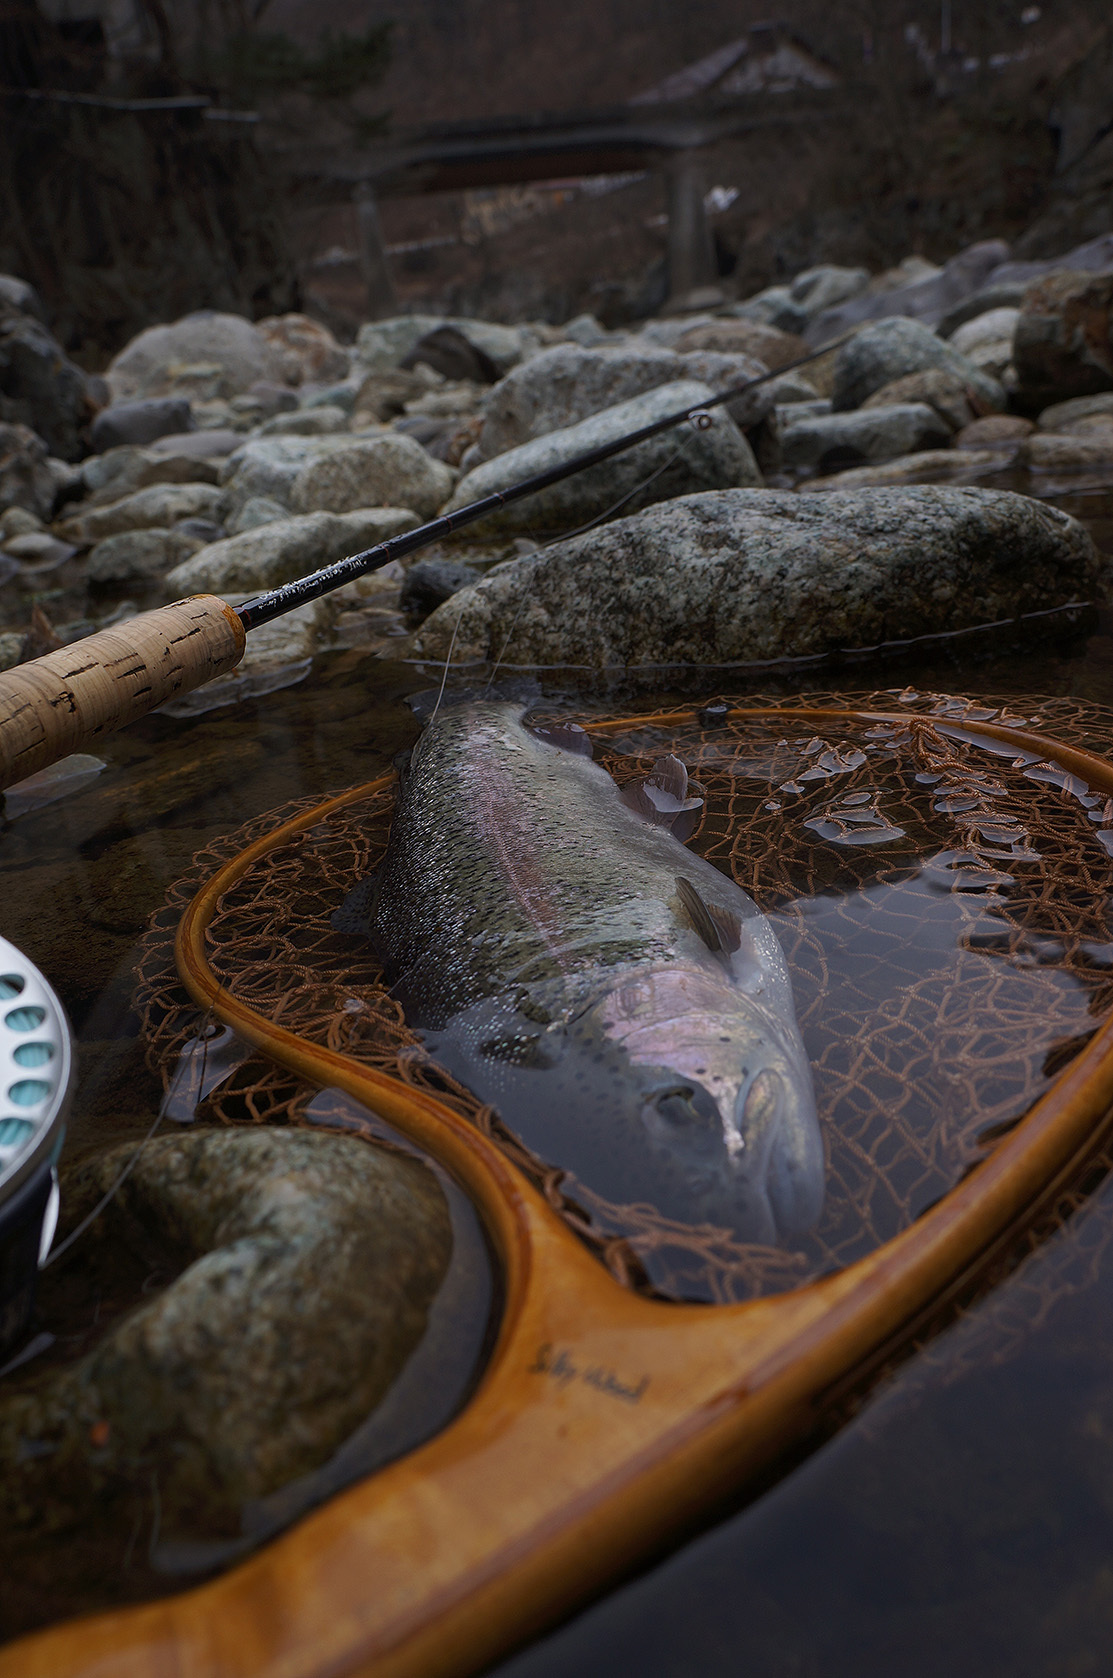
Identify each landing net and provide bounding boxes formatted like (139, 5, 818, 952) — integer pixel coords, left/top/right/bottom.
(135, 689, 1113, 1308)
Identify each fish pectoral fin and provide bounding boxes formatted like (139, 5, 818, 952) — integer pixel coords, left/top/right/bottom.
(675, 876, 740, 954)
(620, 752, 704, 841)
(528, 720, 594, 758)
(331, 871, 380, 937)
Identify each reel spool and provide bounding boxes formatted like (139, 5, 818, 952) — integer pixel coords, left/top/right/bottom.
(0, 934, 73, 1357)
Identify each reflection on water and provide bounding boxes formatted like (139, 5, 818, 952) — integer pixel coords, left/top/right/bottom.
(1, 574, 1113, 1646)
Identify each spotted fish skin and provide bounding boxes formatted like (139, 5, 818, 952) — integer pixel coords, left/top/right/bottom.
(341, 701, 823, 1245)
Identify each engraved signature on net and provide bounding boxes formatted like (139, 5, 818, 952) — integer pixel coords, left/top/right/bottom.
(528, 1342, 649, 1405)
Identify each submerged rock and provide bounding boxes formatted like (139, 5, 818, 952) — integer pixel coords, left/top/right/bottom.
(0, 1127, 452, 1540)
(408, 486, 1104, 667)
(442, 380, 760, 538)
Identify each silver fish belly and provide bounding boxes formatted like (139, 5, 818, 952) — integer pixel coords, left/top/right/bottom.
(338, 702, 823, 1245)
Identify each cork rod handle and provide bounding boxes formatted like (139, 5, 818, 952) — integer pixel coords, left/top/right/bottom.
(0, 596, 245, 793)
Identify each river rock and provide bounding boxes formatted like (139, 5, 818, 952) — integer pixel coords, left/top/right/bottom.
(1012, 270, 1113, 405)
(106, 311, 291, 403)
(731, 286, 807, 335)
(0, 303, 93, 462)
(779, 403, 951, 472)
(164, 505, 419, 595)
(948, 306, 1019, 381)
(806, 239, 1011, 344)
(1038, 392, 1113, 430)
(860, 368, 978, 431)
(954, 414, 1034, 448)
(0, 1127, 451, 1540)
(0, 274, 46, 323)
(57, 482, 224, 544)
(255, 313, 350, 386)
(832, 317, 1006, 413)
(227, 495, 288, 535)
(0, 422, 64, 520)
(938, 283, 1027, 339)
(1022, 431, 1113, 473)
(400, 556, 481, 622)
(796, 450, 1007, 491)
(148, 427, 242, 459)
(475, 343, 770, 463)
(673, 318, 806, 369)
(351, 369, 433, 426)
(789, 265, 870, 317)
(356, 315, 524, 376)
(80, 443, 220, 506)
(259, 405, 349, 437)
(289, 434, 454, 520)
(85, 526, 205, 586)
(408, 486, 1103, 667)
(441, 380, 761, 539)
(89, 397, 195, 454)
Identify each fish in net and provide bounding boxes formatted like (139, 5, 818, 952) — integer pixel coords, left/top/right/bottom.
(134, 688, 1113, 1326)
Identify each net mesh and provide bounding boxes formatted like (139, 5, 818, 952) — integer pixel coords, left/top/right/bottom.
(135, 688, 1113, 1308)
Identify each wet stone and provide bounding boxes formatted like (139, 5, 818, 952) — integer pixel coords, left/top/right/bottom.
(0, 1127, 452, 1541)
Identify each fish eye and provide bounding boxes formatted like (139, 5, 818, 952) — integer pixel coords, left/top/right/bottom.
(648, 1083, 719, 1131)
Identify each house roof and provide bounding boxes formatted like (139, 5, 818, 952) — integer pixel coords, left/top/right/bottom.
(631, 22, 838, 105)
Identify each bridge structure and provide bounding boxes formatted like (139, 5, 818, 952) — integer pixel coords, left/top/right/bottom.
(299, 84, 842, 314)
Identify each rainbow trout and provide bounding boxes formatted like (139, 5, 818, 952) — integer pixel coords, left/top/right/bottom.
(335, 702, 823, 1245)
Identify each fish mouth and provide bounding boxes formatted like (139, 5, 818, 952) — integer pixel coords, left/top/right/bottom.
(595, 971, 824, 1245)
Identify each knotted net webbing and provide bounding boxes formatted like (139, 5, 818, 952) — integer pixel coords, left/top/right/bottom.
(135, 688, 1113, 1313)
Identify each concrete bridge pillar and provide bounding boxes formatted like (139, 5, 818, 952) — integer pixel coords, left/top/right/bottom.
(354, 181, 397, 318)
(664, 150, 715, 303)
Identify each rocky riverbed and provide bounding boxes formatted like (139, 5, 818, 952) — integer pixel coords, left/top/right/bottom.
(5, 230, 1113, 681)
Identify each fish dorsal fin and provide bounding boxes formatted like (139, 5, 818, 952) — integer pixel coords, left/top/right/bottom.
(620, 754, 704, 841)
(675, 877, 742, 954)
(529, 720, 594, 758)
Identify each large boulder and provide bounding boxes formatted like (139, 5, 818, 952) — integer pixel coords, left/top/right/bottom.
(832, 318, 1006, 413)
(106, 311, 291, 402)
(475, 343, 771, 463)
(1012, 270, 1113, 407)
(289, 434, 454, 520)
(408, 486, 1105, 667)
(779, 403, 951, 472)
(164, 505, 419, 595)
(441, 380, 761, 539)
(0, 303, 93, 461)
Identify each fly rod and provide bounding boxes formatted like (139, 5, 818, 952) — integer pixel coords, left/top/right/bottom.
(0, 333, 851, 794)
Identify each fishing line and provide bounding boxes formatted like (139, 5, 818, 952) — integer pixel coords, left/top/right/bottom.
(427, 611, 465, 727)
(43, 1009, 216, 1268)
(483, 443, 686, 692)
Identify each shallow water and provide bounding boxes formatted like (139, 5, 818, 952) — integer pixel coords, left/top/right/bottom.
(2, 522, 1113, 1652)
